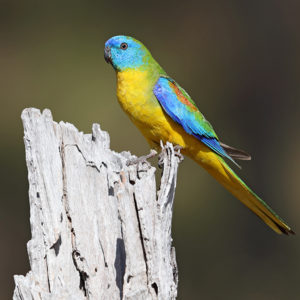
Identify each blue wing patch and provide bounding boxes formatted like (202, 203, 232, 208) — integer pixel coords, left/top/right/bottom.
(153, 76, 240, 167)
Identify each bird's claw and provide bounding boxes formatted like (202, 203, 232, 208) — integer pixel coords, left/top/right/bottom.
(174, 145, 184, 162)
(173, 144, 183, 151)
(158, 143, 184, 168)
(126, 149, 157, 167)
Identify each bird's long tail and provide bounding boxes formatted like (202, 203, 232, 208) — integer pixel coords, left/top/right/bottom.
(192, 150, 294, 235)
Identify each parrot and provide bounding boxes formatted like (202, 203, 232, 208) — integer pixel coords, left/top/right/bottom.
(104, 35, 294, 235)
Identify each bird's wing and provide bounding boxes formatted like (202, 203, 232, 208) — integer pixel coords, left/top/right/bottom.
(153, 76, 250, 166)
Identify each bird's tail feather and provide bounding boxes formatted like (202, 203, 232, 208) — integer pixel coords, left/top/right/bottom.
(194, 151, 294, 235)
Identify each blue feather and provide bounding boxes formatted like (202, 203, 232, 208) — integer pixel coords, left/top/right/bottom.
(153, 76, 240, 167)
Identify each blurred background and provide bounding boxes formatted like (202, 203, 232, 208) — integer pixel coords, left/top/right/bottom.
(1, 0, 299, 299)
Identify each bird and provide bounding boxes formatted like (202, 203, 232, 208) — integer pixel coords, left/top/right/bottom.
(104, 35, 294, 235)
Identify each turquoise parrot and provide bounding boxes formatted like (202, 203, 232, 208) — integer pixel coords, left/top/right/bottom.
(104, 35, 294, 235)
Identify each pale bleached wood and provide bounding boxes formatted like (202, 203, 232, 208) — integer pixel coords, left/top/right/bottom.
(13, 108, 181, 300)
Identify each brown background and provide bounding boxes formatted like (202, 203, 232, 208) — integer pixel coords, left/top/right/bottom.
(1, 1, 300, 299)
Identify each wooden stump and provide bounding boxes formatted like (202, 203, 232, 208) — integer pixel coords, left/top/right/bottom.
(13, 108, 180, 300)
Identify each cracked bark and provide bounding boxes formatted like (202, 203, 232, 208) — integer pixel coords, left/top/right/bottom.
(13, 108, 180, 300)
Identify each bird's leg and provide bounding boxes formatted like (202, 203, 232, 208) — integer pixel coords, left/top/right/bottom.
(158, 142, 184, 168)
(173, 144, 184, 162)
(126, 149, 158, 167)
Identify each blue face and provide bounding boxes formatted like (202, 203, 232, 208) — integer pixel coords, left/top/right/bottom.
(104, 36, 149, 71)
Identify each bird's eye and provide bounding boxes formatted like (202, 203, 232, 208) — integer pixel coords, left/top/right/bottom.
(120, 42, 128, 50)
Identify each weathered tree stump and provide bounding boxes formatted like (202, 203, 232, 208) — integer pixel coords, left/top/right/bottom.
(13, 108, 180, 300)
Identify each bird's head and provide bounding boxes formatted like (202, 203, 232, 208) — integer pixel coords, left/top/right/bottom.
(104, 35, 152, 71)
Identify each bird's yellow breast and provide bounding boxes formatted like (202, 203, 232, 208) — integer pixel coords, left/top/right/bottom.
(116, 69, 157, 119)
(116, 69, 170, 145)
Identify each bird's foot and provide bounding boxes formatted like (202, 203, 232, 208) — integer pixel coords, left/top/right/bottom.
(173, 144, 184, 162)
(126, 149, 158, 167)
(158, 143, 184, 168)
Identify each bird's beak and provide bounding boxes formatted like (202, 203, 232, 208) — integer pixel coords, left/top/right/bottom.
(104, 46, 112, 64)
